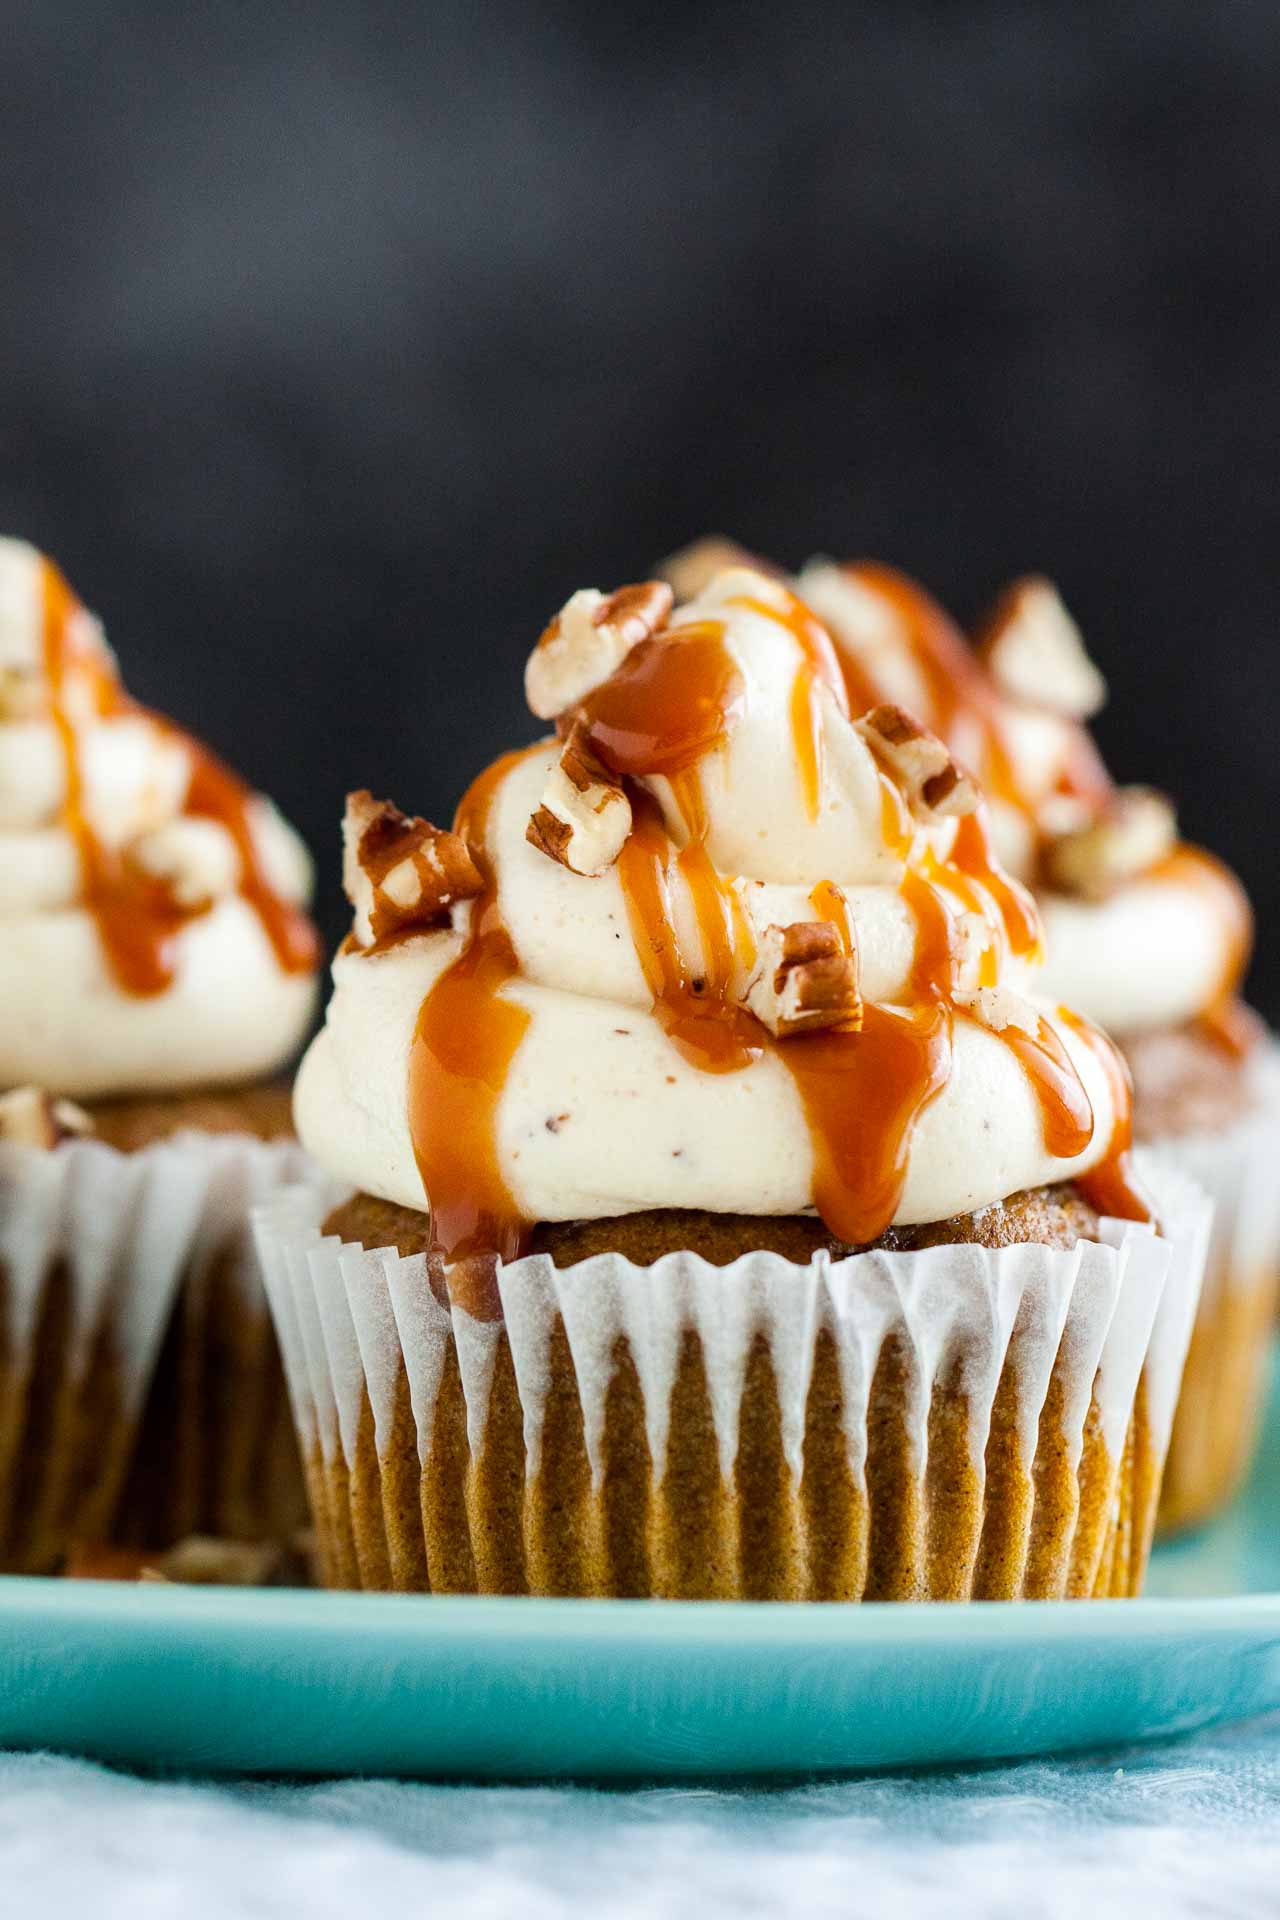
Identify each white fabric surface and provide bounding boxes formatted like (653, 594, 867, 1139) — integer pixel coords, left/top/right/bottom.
(7, 1717, 1280, 1918)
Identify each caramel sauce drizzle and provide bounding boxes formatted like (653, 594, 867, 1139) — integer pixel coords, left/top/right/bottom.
(575, 618, 744, 780)
(838, 563, 1111, 822)
(949, 810, 1042, 961)
(1059, 1008, 1153, 1222)
(997, 1017, 1095, 1161)
(39, 557, 317, 996)
(616, 792, 762, 1075)
(809, 880, 853, 953)
(728, 586, 876, 824)
(407, 750, 537, 1266)
(1149, 844, 1256, 1058)
(403, 573, 1132, 1265)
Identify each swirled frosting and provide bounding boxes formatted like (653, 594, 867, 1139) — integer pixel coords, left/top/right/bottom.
(0, 538, 319, 1096)
(795, 558, 1251, 1038)
(297, 565, 1144, 1256)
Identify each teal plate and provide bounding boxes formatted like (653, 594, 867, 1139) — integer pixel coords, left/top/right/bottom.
(2, 1357, 1279, 1781)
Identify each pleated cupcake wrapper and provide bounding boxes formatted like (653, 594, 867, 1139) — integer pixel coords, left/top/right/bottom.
(1148, 1041, 1280, 1532)
(114, 1136, 316, 1549)
(254, 1155, 1208, 1600)
(0, 1130, 309, 1571)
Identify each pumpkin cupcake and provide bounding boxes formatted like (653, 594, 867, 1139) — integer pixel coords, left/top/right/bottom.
(794, 556, 1276, 1533)
(0, 537, 319, 1567)
(256, 564, 1206, 1599)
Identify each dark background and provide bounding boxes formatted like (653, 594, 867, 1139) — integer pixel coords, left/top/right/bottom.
(3, 2, 1277, 1013)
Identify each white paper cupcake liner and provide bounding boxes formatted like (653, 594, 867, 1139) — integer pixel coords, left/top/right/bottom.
(0, 1128, 309, 1570)
(254, 1156, 1208, 1602)
(1144, 1039, 1280, 1530)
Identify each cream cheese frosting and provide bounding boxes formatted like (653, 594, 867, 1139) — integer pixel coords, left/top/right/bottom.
(297, 565, 1144, 1252)
(795, 557, 1250, 1037)
(0, 538, 319, 1097)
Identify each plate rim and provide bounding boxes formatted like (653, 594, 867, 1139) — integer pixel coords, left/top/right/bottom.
(4, 1576, 1280, 1646)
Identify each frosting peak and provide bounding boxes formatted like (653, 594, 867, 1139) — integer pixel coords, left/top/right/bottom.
(0, 538, 318, 1096)
(298, 565, 1147, 1260)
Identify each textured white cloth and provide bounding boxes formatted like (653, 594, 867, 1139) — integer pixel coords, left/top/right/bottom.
(6, 1717, 1280, 1918)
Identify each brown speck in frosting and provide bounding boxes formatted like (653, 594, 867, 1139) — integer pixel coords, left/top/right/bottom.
(615, 1027, 631, 1035)
(544, 1113, 571, 1134)
(665, 1075, 677, 1085)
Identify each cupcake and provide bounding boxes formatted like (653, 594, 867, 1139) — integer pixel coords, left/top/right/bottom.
(791, 556, 1276, 1533)
(0, 538, 319, 1567)
(256, 564, 1206, 1599)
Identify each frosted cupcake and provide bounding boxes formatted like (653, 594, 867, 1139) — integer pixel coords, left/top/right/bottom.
(257, 565, 1206, 1599)
(0, 538, 319, 1567)
(792, 556, 1275, 1533)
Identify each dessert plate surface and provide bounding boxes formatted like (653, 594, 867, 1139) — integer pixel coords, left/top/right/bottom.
(1, 1355, 1278, 1781)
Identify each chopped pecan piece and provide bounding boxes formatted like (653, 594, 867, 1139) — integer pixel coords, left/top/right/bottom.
(526, 721, 632, 876)
(856, 704, 979, 821)
(342, 789, 482, 947)
(1042, 786, 1177, 900)
(736, 922, 862, 1038)
(953, 985, 1040, 1036)
(976, 577, 1107, 720)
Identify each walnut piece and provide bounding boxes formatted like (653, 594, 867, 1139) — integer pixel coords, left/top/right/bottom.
(855, 704, 979, 821)
(525, 581, 673, 721)
(976, 577, 1107, 720)
(953, 985, 1040, 1036)
(1042, 786, 1177, 900)
(526, 720, 632, 876)
(0, 1086, 93, 1149)
(736, 922, 862, 1038)
(342, 790, 482, 948)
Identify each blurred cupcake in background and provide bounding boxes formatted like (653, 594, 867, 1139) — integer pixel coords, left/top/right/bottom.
(256, 564, 1206, 1600)
(785, 553, 1277, 1533)
(0, 538, 319, 1569)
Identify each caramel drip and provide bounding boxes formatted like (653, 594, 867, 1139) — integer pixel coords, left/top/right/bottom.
(950, 810, 1042, 960)
(878, 773, 913, 858)
(729, 589, 858, 717)
(407, 750, 538, 1263)
(1059, 1008, 1153, 1223)
(617, 793, 951, 1240)
(840, 563, 1111, 820)
(677, 837, 755, 985)
(809, 880, 853, 954)
(1150, 843, 1254, 1014)
(41, 561, 198, 996)
(576, 619, 743, 780)
(789, 668, 823, 820)
(900, 867, 958, 1000)
(182, 739, 319, 975)
(1147, 843, 1255, 1059)
(994, 1016, 1095, 1160)
(786, 1004, 953, 1245)
(732, 586, 872, 824)
(616, 793, 761, 1075)
(40, 558, 316, 996)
